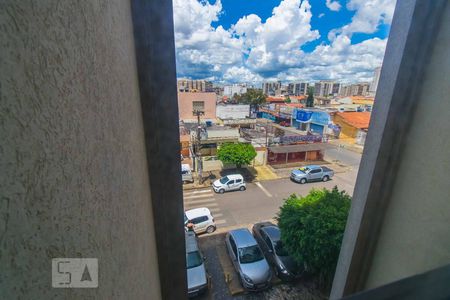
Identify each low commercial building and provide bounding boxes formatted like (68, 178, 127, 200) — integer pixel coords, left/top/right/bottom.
(292, 109, 331, 135)
(332, 112, 371, 143)
(267, 143, 332, 165)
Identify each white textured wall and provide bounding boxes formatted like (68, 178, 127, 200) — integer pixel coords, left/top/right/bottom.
(365, 4, 450, 289)
(0, 1, 161, 299)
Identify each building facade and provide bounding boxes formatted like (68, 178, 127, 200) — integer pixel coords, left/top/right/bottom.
(177, 92, 217, 121)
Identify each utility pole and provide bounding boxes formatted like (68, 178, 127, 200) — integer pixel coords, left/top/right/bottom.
(193, 109, 204, 184)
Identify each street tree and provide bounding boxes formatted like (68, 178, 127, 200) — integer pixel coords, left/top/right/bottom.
(284, 96, 291, 103)
(306, 86, 315, 107)
(217, 142, 257, 169)
(238, 88, 266, 116)
(277, 186, 351, 287)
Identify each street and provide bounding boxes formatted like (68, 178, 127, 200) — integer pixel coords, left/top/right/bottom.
(184, 147, 361, 230)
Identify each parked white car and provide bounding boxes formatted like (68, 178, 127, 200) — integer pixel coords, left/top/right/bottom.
(184, 207, 216, 234)
(212, 174, 246, 194)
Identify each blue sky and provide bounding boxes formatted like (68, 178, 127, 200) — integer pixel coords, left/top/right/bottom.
(173, 0, 396, 84)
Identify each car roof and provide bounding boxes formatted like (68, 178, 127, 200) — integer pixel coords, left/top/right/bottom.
(304, 165, 320, 169)
(261, 225, 281, 242)
(230, 228, 257, 248)
(185, 231, 199, 253)
(224, 174, 243, 179)
(185, 207, 211, 219)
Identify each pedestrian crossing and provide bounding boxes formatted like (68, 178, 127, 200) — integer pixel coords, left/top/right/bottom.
(183, 188, 228, 228)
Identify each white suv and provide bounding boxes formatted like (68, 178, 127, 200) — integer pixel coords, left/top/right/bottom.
(212, 174, 246, 194)
(184, 207, 216, 234)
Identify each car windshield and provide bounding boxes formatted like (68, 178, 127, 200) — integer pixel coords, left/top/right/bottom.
(186, 251, 203, 269)
(274, 240, 289, 257)
(219, 176, 229, 184)
(184, 213, 188, 224)
(238, 245, 264, 264)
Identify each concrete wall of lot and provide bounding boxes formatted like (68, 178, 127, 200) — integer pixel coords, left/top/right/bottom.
(0, 1, 161, 299)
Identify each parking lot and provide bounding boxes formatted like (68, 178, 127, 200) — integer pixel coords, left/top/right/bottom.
(194, 230, 326, 300)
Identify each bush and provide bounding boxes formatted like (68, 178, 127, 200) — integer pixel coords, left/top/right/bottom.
(277, 186, 351, 286)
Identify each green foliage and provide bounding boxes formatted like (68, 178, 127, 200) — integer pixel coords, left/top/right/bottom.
(277, 186, 351, 286)
(238, 89, 266, 105)
(306, 86, 314, 107)
(285, 96, 291, 103)
(217, 142, 257, 168)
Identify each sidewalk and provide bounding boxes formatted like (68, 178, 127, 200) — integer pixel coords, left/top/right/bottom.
(268, 160, 351, 179)
(328, 138, 364, 154)
(182, 165, 279, 190)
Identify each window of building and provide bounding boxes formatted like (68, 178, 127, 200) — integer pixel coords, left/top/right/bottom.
(192, 101, 205, 114)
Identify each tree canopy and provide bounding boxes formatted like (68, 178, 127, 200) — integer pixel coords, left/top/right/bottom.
(277, 186, 351, 287)
(306, 86, 314, 107)
(217, 142, 257, 168)
(237, 89, 266, 105)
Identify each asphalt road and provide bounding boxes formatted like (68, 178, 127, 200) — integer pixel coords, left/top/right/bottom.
(184, 164, 360, 230)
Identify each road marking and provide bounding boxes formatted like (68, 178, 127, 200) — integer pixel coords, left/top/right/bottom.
(184, 193, 214, 200)
(184, 198, 216, 205)
(185, 202, 219, 209)
(209, 207, 221, 213)
(215, 219, 227, 225)
(255, 182, 272, 198)
(184, 189, 211, 195)
(212, 213, 223, 218)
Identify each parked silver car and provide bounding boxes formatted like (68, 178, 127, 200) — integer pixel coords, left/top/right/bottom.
(185, 231, 208, 297)
(225, 228, 272, 291)
(290, 165, 334, 184)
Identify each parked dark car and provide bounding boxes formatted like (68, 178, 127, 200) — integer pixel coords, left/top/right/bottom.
(252, 222, 304, 281)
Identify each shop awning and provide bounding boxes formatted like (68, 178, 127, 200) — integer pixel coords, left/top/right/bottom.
(268, 143, 334, 154)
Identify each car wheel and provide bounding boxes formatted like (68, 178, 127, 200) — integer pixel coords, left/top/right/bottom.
(323, 175, 329, 182)
(300, 178, 307, 184)
(206, 226, 216, 234)
(219, 189, 225, 194)
(239, 186, 246, 191)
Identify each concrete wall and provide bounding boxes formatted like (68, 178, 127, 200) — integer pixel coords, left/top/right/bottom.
(178, 92, 217, 121)
(0, 1, 161, 299)
(364, 4, 450, 289)
(216, 104, 250, 119)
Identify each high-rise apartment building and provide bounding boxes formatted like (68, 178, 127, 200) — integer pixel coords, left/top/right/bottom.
(262, 81, 282, 96)
(288, 82, 309, 96)
(177, 79, 213, 92)
(314, 81, 340, 97)
(339, 82, 371, 97)
(369, 67, 382, 96)
(223, 84, 247, 97)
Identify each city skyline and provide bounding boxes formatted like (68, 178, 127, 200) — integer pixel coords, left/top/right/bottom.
(173, 0, 396, 84)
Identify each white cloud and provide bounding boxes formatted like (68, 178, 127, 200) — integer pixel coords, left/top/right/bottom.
(326, 0, 341, 12)
(233, 0, 319, 72)
(329, 0, 396, 40)
(172, 0, 394, 84)
(223, 66, 263, 83)
(318, 13, 325, 18)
